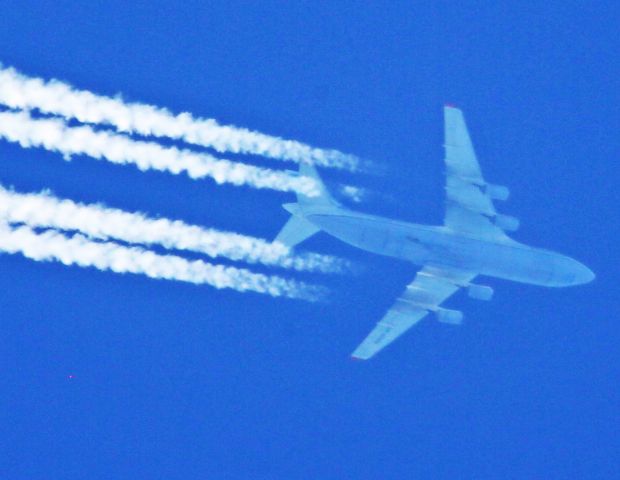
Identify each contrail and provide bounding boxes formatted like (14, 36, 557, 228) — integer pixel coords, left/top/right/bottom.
(0, 110, 318, 196)
(0, 185, 345, 273)
(0, 222, 323, 300)
(0, 65, 359, 170)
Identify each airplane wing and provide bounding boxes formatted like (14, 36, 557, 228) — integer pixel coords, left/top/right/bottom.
(443, 105, 508, 240)
(351, 265, 476, 360)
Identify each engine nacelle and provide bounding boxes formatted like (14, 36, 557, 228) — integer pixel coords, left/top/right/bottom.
(467, 284, 494, 301)
(494, 214, 520, 232)
(486, 184, 510, 201)
(435, 308, 463, 325)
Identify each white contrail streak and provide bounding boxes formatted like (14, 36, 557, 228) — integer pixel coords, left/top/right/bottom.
(0, 185, 345, 273)
(0, 65, 359, 170)
(0, 222, 323, 300)
(0, 110, 318, 196)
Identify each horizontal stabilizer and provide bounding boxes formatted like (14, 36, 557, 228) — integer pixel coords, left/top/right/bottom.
(274, 213, 320, 248)
(282, 202, 302, 215)
(297, 163, 338, 207)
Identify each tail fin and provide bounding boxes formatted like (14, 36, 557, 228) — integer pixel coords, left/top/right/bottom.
(274, 163, 337, 248)
(297, 163, 339, 207)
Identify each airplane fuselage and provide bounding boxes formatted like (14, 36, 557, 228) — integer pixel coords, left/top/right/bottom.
(273, 105, 595, 359)
(301, 205, 593, 287)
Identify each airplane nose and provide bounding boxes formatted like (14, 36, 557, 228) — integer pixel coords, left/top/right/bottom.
(573, 262, 595, 285)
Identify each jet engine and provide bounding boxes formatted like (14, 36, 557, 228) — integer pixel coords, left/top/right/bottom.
(467, 284, 494, 301)
(435, 308, 463, 325)
(494, 214, 520, 232)
(485, 184, 510, 201)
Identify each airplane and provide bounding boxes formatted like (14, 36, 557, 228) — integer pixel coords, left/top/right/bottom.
(274, 105, 595, 360)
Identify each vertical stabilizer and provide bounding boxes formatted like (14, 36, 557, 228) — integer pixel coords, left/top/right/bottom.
(273, 163, 337, 248)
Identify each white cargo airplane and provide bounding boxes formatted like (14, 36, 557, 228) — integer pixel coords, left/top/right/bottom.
(275, 106, 594, 360)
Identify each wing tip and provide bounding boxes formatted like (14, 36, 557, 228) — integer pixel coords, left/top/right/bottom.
(351, 349, 374, 360)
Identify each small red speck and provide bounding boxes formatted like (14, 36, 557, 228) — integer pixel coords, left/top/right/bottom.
(350, 356, 363, 361)
(68, 374, 75, 379)
(445, 103, 457, 108)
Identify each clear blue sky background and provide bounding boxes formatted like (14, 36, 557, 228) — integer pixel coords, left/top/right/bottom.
(0, 1, 618, 478)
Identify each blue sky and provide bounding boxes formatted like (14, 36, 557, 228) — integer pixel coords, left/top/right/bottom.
(0, 1, 618, 478)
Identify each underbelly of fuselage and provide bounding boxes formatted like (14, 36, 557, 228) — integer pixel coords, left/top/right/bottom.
(307, 212, 560, 286)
